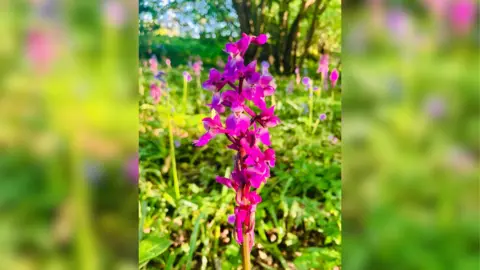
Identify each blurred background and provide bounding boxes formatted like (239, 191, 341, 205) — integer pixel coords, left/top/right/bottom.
(0, 0, 138, 269)
(1, 0, 478, 270)
(139, 0, 341, 269)
(343, 0, 479, 269)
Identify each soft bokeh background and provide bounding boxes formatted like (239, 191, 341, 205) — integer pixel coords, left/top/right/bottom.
(343, 0, 479, 269)
(0, 0, 138, 269)
(139, 0, 341, 269)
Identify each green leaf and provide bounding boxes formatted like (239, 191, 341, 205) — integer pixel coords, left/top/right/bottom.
(139, 235, 172, 268)
(186, 213, 205, 270)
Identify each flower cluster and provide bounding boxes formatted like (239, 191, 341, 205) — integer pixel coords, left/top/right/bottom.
(149, 56, 166, 104)
(317, 54, 329, 80)
(194, 33, 278, 251)
(192, 60, 203, 77)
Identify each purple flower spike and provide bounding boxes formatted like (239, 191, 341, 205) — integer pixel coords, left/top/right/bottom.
(192, 60, 203, 76)
(149, 55, 158, 74)
(302, 77, 312, 90)
(330, 69, 339, 87)
(150, 83, 162, 104)
(183, 71, 192, 82)
(203, 68, 226, 91)
(193, 33, 278, 251)
(317, 54, 329, 80)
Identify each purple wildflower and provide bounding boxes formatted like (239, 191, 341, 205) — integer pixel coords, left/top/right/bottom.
(317, 54, 329, 81)
(192, 60, 203, 77)
(126, 154, 138, 184)
(194, 33, 278, 251)
(330, 69, 339, 87)
(149, 56, 158, 74)
(150, 83, 162, 104)
(319, 113, 327, 121)
(295, 67, 301, 84)
(154, 71, 166, 82)
(302, 77, 312, 90)
(261, 61, 270, 75)
(328, 135, 339, 144)
(424, 95, 446, 119)
(174, 140, 181, 148)
(449, 0, 477, 35)
(183, 71, 192, 82)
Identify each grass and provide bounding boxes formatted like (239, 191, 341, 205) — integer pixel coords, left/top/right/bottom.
(139, 65, 342, 269)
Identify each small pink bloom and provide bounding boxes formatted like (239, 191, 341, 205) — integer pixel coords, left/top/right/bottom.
(183, 71, 192, 82)
(330, 69, 339, 87)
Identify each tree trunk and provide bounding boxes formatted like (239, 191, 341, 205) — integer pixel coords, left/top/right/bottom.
(299, 0, 330, 68)
(274, 0, 289, 73)
(283, 0, 307, 74)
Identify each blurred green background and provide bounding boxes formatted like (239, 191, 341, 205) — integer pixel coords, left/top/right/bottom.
(0, 0, 138, 269)
(342, 1, 479, 270)
(138, 0, 342, 269)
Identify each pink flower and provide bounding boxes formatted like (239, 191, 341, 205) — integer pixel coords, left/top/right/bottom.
(26, 30, 55, 72)
(202, 68, 227, 91)
(449, 0, 477, 35)
(150, 83, 162, 104)
(192, 60, 203, 76)
(330, 69, 339, 87)
(165, 58, 171, 68)
(194, 34, 278, 251)
(317, 54, 329, 80)
(183, 71, 192, 82)
(149, 56, 158, 74)
(302, 77, 312, 89)
(193, 114, 228, 146)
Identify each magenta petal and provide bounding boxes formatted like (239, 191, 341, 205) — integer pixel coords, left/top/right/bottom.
(193, 132, 213, 147)
(302, 77, 311, 86)
(225, 43, 238, 54)
(227, 214, 236, 224)
(247, 72, 260, 84)
(264, 148, 276, 167)
(248, 191, 262, 204)
(258, 128, 271, 146)
(254, 34, 267, 45)
(236, 224, 244, 244)
(225, 114, 236, 131)
(216, 176, 233, 188)
(236, 114, 250, 133)
(260, 75, 273, 85)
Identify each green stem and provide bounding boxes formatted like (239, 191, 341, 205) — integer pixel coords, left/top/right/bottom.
(309, 85, 314, 132)
(183, 77, 188, 112)
(168, 96, 180, 200)
(242, 228, 251, 270)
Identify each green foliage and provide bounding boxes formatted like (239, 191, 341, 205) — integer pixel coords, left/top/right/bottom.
(139, 62, 341, 269)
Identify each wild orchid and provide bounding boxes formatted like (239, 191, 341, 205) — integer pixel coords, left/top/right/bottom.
(194, 33, 278, 269)
(192, 60, 203, 77)
(302, 76, 315, 130)
(182, 71, 192, 110)
(261, 61, 270, 75)
(317, 53, 329, 81)
(295, 66, 301, 84)
(149, 55, 158, 74)
(330, 68, 339, 87)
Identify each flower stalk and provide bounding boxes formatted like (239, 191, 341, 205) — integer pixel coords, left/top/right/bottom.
(193, 33, 278, 265)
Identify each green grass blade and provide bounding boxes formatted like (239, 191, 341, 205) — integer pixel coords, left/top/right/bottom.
(186, 213, 205, 270)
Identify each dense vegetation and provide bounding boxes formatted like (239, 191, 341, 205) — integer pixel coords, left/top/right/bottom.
(138, 60, 342, 269)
